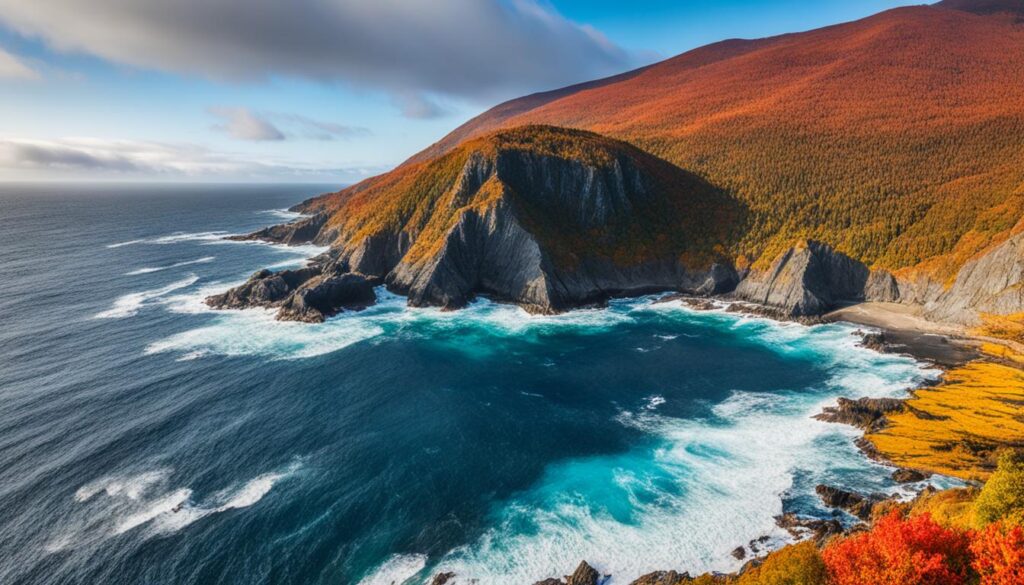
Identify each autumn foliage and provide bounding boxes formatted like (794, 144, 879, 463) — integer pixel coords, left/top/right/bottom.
(822, 511, 972, 585)
(970, 522, 1024, 585)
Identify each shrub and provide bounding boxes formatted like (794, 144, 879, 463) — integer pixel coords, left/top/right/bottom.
(970, 522, 1024, 585)
(736, 541, 827, 585)
(822, 511, 972, 585)
(974, 450, 1024, 527)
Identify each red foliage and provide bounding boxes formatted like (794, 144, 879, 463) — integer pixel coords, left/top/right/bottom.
(971, 522, 1024, 585)
(822, 511, 972, 585)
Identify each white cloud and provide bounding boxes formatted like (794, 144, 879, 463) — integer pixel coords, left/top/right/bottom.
(0, 0, 645, 112)
(208, 107, 286, 142)
(208, 108, 372, 142)
(0, 137, 383, 181)
(0, 47, 38, 79)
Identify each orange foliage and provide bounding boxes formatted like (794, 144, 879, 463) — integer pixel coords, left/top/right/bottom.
(971, 522, 1024, 585)
(822, 511, 972, 585)
(393, 2, 1024, 282)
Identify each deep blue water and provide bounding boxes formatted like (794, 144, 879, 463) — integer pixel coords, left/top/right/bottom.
(0, 184, 949, 585)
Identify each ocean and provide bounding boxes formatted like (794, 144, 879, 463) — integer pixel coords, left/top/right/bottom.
(0, 183, 953, 585)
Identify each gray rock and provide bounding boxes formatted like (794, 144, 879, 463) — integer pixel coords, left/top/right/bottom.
(926, 232, 1024, 325)
(276, 273, 376, 323)
(734, 240, 888, 316)
(229, 213, 327, 245)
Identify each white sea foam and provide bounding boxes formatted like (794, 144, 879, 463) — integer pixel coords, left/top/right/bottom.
(125, 256, 215, 275)
(260, 208, 303, 221)
(93, 275, 200, 319)
(357, 553, 428, 585)
(74, 469, 171, 502)
(54, 461, 301, 551)
(417, 307, 941, 584)
(106, 231, 234, 248)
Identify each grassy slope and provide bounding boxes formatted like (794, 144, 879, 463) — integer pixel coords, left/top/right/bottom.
(396, 2, 1024, 280)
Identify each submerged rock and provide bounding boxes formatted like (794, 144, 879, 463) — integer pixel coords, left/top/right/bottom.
(429, 572, 455, 585)
(775, 513, 844, 543)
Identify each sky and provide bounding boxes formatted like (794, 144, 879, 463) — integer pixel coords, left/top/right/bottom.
(0, 0, 924, 183)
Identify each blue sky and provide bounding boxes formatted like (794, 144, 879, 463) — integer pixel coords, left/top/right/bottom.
(0, 0, 922, 183)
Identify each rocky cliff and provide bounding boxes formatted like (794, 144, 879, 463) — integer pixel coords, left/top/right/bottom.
(733, 240, 899, 316)
(213, 126, 744, 317)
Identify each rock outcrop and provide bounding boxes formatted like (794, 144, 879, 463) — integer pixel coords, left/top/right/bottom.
(225, 126, 743, 315)
(532, 561, 602, 585)
(924, 232, 1024, 325)
(734, 240, 898, 317)
(814, 397, 906, 433)
(228, 212, 327, 245)
(205, 254, 376, 323)
(815, 485, 883, 521)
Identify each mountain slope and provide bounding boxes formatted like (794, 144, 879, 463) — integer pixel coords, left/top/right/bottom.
(404, 0, 1024, 288)
(227, 126, 743, 315)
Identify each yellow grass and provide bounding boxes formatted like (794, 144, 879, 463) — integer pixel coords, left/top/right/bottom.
(867, 362, 1024, 482)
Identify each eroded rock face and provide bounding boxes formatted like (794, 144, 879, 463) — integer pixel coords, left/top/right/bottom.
(531, 561, 602, 585)
(205, 255, 376, 323)
(815, 485, 883, 521)
(925, 232, 1024, 325)
(734, 240, 897, 316)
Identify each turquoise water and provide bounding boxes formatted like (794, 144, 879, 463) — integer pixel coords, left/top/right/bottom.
(0, 184, 951, 585)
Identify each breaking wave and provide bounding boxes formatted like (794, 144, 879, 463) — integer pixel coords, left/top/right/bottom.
(93, 275, 200, 319)
(125, 256, 216, 275)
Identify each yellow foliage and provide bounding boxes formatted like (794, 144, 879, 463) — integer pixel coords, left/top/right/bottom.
(907, 487, 980, 531)
(867, 362, 1024, 481)
(974, 314, 1024, 346)
(974, 449, 1024, 527)
(735, 541, 828, 585)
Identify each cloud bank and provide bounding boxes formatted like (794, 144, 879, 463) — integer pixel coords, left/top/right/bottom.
(0, 0, 642, 108)
(0, 137, 382, 181)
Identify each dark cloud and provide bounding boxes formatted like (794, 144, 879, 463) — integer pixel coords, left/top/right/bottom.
(0, 0, 644, 111)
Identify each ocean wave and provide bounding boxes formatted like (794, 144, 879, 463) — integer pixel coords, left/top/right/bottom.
(259, 208, 303, 221)
(51, 462, 301, 551)
(93, 275, 200, 319)
(106, 231, 234, 248)
(357, 554, 428, 585)
(417, 310, 937, 584)
(125, 256, 216, 275)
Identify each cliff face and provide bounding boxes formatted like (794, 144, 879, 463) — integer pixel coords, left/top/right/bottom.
(214, 126, 742, 317)
(734, 241, 899, 316)
(925, 231, 1024, 325)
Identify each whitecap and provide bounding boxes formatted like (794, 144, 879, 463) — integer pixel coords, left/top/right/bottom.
(357, 554, 428, 585)
(93, 275, 200, 319)
(74, 469, 171, 502)
(259, 208, 303, 221)
(125, 256, 215, 276)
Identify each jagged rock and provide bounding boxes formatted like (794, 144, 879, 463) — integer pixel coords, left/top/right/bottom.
(533, 561, 601, 585)
(734, 240, 897, 316)
(815, 485, 883, 521)
(276, 273, 376, 323)
(731, 547, 746, 560)
(814, 397, 905, 432)
(205, 255, 377, 322)
(892, 468, 930, 483)
(225, 126, 744, 316)
(629, 570, 691, 585)
(429, 572, 455, 585)
(229, 212, 327, 245)
(926, 231, 1024, 325)
(566, 561, 601, 585)
(206, 266, 321, 310)
(775, 513, 845, 543)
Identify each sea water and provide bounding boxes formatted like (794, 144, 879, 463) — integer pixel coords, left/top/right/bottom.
(0, 183, 951, 584)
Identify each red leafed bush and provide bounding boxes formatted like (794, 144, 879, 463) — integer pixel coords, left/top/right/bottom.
(971, 522, 1024, 585)
(822, 510, 972, 585)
